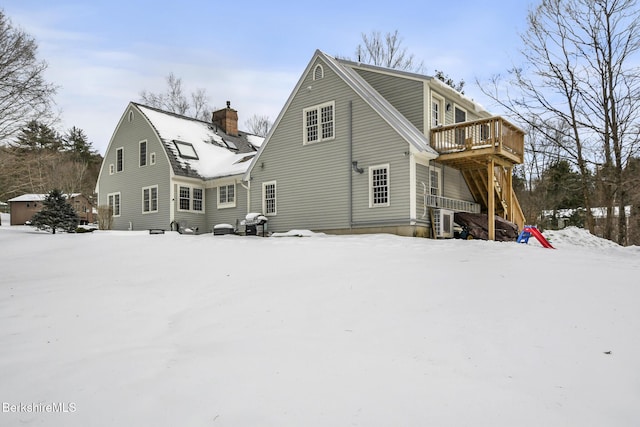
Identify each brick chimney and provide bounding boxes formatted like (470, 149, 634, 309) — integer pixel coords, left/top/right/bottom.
(212, 101, 238, 137)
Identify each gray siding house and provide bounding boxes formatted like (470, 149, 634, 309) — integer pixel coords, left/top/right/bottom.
(244, 50, 525, 238)
(95, 102, 262, 233)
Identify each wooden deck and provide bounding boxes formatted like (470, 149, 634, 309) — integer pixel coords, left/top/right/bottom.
(430, 117, 526, 237)
(430, 116, 524, 168)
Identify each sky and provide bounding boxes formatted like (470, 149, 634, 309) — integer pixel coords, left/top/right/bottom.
(2, 1, 533, 154)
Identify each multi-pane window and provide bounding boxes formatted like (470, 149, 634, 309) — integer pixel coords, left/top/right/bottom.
(193, 188, 203, 211)
(108, 192, 121, 216)
(179, 186, 190, 210)
(305, 109, 318, 142)
(116, 147, 124, 172)
(178, 186, 204, 212)
(218, 184, 235, 207)
(303, 101, 335, 144)
(142, 186, 158, 213)
(263, 181, 276, 215)
(370, 165, 390, 207)
(139, 141, 147, 167)
(430, 167, 441, 196)
(321, 104, 333, 139)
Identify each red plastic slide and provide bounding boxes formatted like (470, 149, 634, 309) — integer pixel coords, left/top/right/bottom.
(523, 226, 555, 249)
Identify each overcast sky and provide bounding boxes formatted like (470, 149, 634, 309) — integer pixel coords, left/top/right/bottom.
(3, 1, 533, 154)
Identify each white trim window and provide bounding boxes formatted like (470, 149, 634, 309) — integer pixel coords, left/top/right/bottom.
(218, 183, 236, 208)
(303, 101, 335, 144)
(109, 164, 115, 175)
(142, 185, 158, 213)
(431, 93, 445, 127)
(193, 188, 203, 212)
(116, 147, 124, 172)
(178, 185, 204, 213)
(150, 152, 156, 165)
(107, 192, 121, 217)
(369, 164, 390, 207)
(139, 140, 147, 167)
(429, 166, 442, 197)
(263, 181, 277, 215)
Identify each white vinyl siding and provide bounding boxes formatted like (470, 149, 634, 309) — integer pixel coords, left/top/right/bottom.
(303, 101, 335, 145)
(263, 181, 277, 215)
(369, 164, 390, 207)
(142, 185, 158, 213)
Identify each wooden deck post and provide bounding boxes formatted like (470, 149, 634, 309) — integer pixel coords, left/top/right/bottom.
(487, 159, 495, 241)
(506, 166, 513, 222)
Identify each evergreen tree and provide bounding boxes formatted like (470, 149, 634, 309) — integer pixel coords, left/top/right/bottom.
(31, 189, 79, 234)
(63, 126, 96, 162)
(12, 120, 62, 151)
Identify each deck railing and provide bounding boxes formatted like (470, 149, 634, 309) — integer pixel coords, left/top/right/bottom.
(425, 194, 481, 213)
(430, 116, 524, 163)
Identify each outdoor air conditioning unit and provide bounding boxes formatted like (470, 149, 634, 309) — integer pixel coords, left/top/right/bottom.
(434, 209, 454, 238)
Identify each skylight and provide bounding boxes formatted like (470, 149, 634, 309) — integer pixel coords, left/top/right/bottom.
(223, 139, 238, 150)
(174, 140, 199, 160)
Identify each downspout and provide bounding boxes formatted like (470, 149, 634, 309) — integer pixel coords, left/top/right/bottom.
(349, 100, 353, 228)
(240, 179, 250, 214)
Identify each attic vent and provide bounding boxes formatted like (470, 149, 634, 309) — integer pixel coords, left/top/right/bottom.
(128, 111, 134, 122)
(173, 140, 199, 160)
(313, 64, 324, 80)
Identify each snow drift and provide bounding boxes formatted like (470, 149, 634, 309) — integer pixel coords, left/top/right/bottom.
(1, 219, 639, 426)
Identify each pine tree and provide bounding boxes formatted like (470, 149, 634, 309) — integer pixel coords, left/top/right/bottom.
(12, 120, 62, 151)
(31, 189, 79, 234)
(63, 126, 96, 162)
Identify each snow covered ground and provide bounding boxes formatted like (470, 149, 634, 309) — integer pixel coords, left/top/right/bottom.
(1, 215, 639, 426)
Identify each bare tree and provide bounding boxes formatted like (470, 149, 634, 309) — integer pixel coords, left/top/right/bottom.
(97, 205, 113, 230)
(244, 114, 272, 138)
(0, 10, 57, 144)
(347, 30, 465, 92)
(479, 0, 640, 243)
(354, 30, 424, 72)
(572, 0, 640, 243)
(140, 72, 211, 121)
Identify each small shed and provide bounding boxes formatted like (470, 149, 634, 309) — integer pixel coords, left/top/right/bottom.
(7, 194, 47, 225)
(7, 193, 95, 226)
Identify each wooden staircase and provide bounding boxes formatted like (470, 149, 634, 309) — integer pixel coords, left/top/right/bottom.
(430, 116, 526, 239)
(461, 166, 525, 230)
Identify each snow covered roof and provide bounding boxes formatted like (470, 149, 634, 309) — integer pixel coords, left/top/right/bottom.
(135, 104, 263, 180)
(7, 194, 47, 202)
(8, 193, 82, 202)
